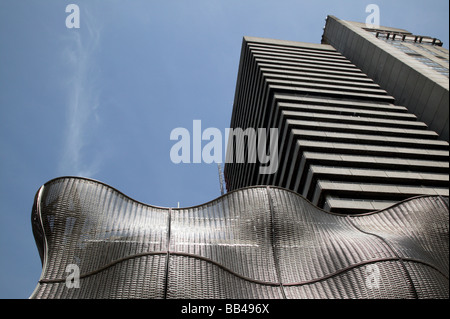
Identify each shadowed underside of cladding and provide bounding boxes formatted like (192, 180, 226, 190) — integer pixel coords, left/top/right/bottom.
(30, 177, 449, 299)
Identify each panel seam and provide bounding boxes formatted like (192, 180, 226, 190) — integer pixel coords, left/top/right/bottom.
(163, 207, 172, 299)
(346, 215, 419, 299)
(266, 186, 287, 299)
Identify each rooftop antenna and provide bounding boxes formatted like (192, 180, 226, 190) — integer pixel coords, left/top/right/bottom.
(217, 163, 225, 196)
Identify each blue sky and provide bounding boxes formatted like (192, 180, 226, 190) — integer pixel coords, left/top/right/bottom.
(0, 0, 448, 299)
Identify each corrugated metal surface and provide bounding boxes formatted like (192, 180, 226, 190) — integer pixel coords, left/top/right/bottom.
(30, 177, 448, 299)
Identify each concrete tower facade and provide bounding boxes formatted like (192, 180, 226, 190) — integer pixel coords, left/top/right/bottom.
(224, 34, 449, 213)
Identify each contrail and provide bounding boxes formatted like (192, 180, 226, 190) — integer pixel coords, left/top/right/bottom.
(59, 7, 101, 178)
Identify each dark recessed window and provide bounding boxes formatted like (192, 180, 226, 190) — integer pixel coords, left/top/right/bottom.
(406, 52, 423, 57)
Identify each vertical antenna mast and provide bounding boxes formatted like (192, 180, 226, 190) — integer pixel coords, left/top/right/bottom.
(217, 163, 225, 196)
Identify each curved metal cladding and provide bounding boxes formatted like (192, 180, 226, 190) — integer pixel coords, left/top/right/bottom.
(30, 177, 449, 299)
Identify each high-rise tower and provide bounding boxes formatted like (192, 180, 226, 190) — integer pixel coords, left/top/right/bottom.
(224, 32, 449, 213)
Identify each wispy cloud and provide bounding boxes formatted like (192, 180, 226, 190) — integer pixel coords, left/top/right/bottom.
(59, 8, 102, 178)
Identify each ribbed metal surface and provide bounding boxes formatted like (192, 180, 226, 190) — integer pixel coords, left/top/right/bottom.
(30, 177, 448, 299)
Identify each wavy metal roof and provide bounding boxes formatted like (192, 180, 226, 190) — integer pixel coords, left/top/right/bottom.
(30, 177, 448, 298)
